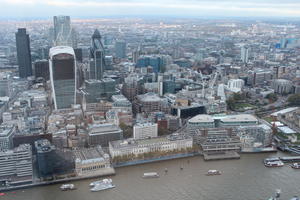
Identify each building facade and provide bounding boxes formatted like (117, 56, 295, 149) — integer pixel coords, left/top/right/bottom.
(74, 146, 114, 177)
(88, 123, 123, 147)
(15, 28, 32, 78)
(49, 46, 76, 110)
(89, 29, 105, 80)
(133, 123, 158, 140)
(0, 144, 33, 183)
(0, 124, 16, 150)
(115, 41, 126, 58)
(109, 133, 193, 158)
(34, 60, 50, 81)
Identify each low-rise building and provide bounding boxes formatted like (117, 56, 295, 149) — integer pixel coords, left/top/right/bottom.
(0, 144, 33, 184)
(0, 124, 15, 150)
(88, 123, 123, 147)
(74, 146, 114, 177)
(188, 115, 215, 133)
(109, 133, 193, 158)
(195, 128, 242, 159)
(35, 139, 56, 178)
(218, 114, 258, 127)
(133, 123, 158, 140)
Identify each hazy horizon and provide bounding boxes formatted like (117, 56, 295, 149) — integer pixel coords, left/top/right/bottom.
(2, 0, 300, 19)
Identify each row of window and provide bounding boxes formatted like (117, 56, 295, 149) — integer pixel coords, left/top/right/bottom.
(81, 164, 106, 172)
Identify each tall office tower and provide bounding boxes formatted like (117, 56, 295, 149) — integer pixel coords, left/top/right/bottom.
(241, 46, 249, 63)
(90, 29, 105, 80)
(15, 28, 32, 78)
(53, 16, 77, 48)
(132, 49, 140, 63)
(49, 46, 76, 110)
(136, 55, 163, 73)
(34, 60, 50, 81)
(157, 74, 164, 96)
(0, 73, 12, 97)
(115, 41, 126, 59)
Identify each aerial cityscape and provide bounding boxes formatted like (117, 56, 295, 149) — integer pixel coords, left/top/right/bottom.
(1, 1, 300, 200)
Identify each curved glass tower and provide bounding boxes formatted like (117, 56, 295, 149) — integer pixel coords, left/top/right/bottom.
(49, 46, 76, 110)
(90, 29, 105, 80)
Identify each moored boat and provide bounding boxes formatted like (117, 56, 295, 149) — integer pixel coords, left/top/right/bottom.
(206, 170, 221, 176)
(60, 184, 76, 191)
(291, 163, 300, 169)
(90, 179, 112, 187)
(142, 172, 159, 178)
(90, 179, 115, 192)
(264, 161, 284, 167)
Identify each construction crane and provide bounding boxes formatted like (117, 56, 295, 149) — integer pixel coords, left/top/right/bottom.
(208, 71, 219, 98)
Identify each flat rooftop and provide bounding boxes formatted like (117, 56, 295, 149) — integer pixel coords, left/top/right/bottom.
(220, 114, 258, 123)
(271, 107, 299, 117)
(74, 147, 110, 164)
(189, 115, 214, 123)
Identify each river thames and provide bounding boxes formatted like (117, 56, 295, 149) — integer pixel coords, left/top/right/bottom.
(2, 152, 299, 200)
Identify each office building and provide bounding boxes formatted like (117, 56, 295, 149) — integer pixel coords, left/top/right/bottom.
(195, 128, 242, 159)
(115, 41, 126, 58)
(227, 79, 244, 93)
(49, 46, 76, 110)
(248, 69, 272, 86)
(188, 115, 215, 133)
(34, 60, 50, 81)
(132, 49, 140, 63)
(109, 133, 193, 158)
(272, 79, 293, 94)
(0, 144, 33, 184)
(35, 139, 56, 177)
(241, 45, 249, 63)
(0, 124, 16, 150)
(236, 124, 272, 150)
(84, 78, 116, 103)
(88, 123, 123, 147)
(133, 123, 158, 140)
(163, 80, 176, 94)
(0, 74, 11, 97)
(136, 55, 163, 73)
(74, 146, 114, 177)
(90, 29, 105, 80)
(15, 28, 32, 78)
(219, 114, 258, 127)
(112, 94, 132, 111)
(133, 93, 163, 115)
(53, 15, 77, 48)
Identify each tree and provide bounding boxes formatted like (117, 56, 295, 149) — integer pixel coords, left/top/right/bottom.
(266, 93, 278, 103)
(158, 127, 171, 136)
(119, 123, 133, 139)
(288, 94, 300, 106)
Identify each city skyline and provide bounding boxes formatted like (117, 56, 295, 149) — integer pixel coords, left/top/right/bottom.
(1, 1, 300, 197)
(3, 0, 300, 19)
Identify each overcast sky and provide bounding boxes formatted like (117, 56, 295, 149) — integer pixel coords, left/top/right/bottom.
(2, 0, 300, 19)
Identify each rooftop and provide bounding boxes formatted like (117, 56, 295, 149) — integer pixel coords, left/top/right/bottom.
(49, 46, 75, 58)
(271, 107, 299, 117)
(88, 123, 122, 135)
(220, 114, 258, 123)
(74, 146, 108, 164)
(138, 92, 161, 102)
(0, 125, 15, 137)
(110, 133, 191, 149)
(189, 115, 214, 123)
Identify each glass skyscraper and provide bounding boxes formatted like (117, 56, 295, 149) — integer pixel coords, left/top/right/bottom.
(53, 16, 77, 48)
(49, 46, 76, 110)
(90, 29, 105, 80)
(115, 41, 126, 58)
(15, 28, 32, 78)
